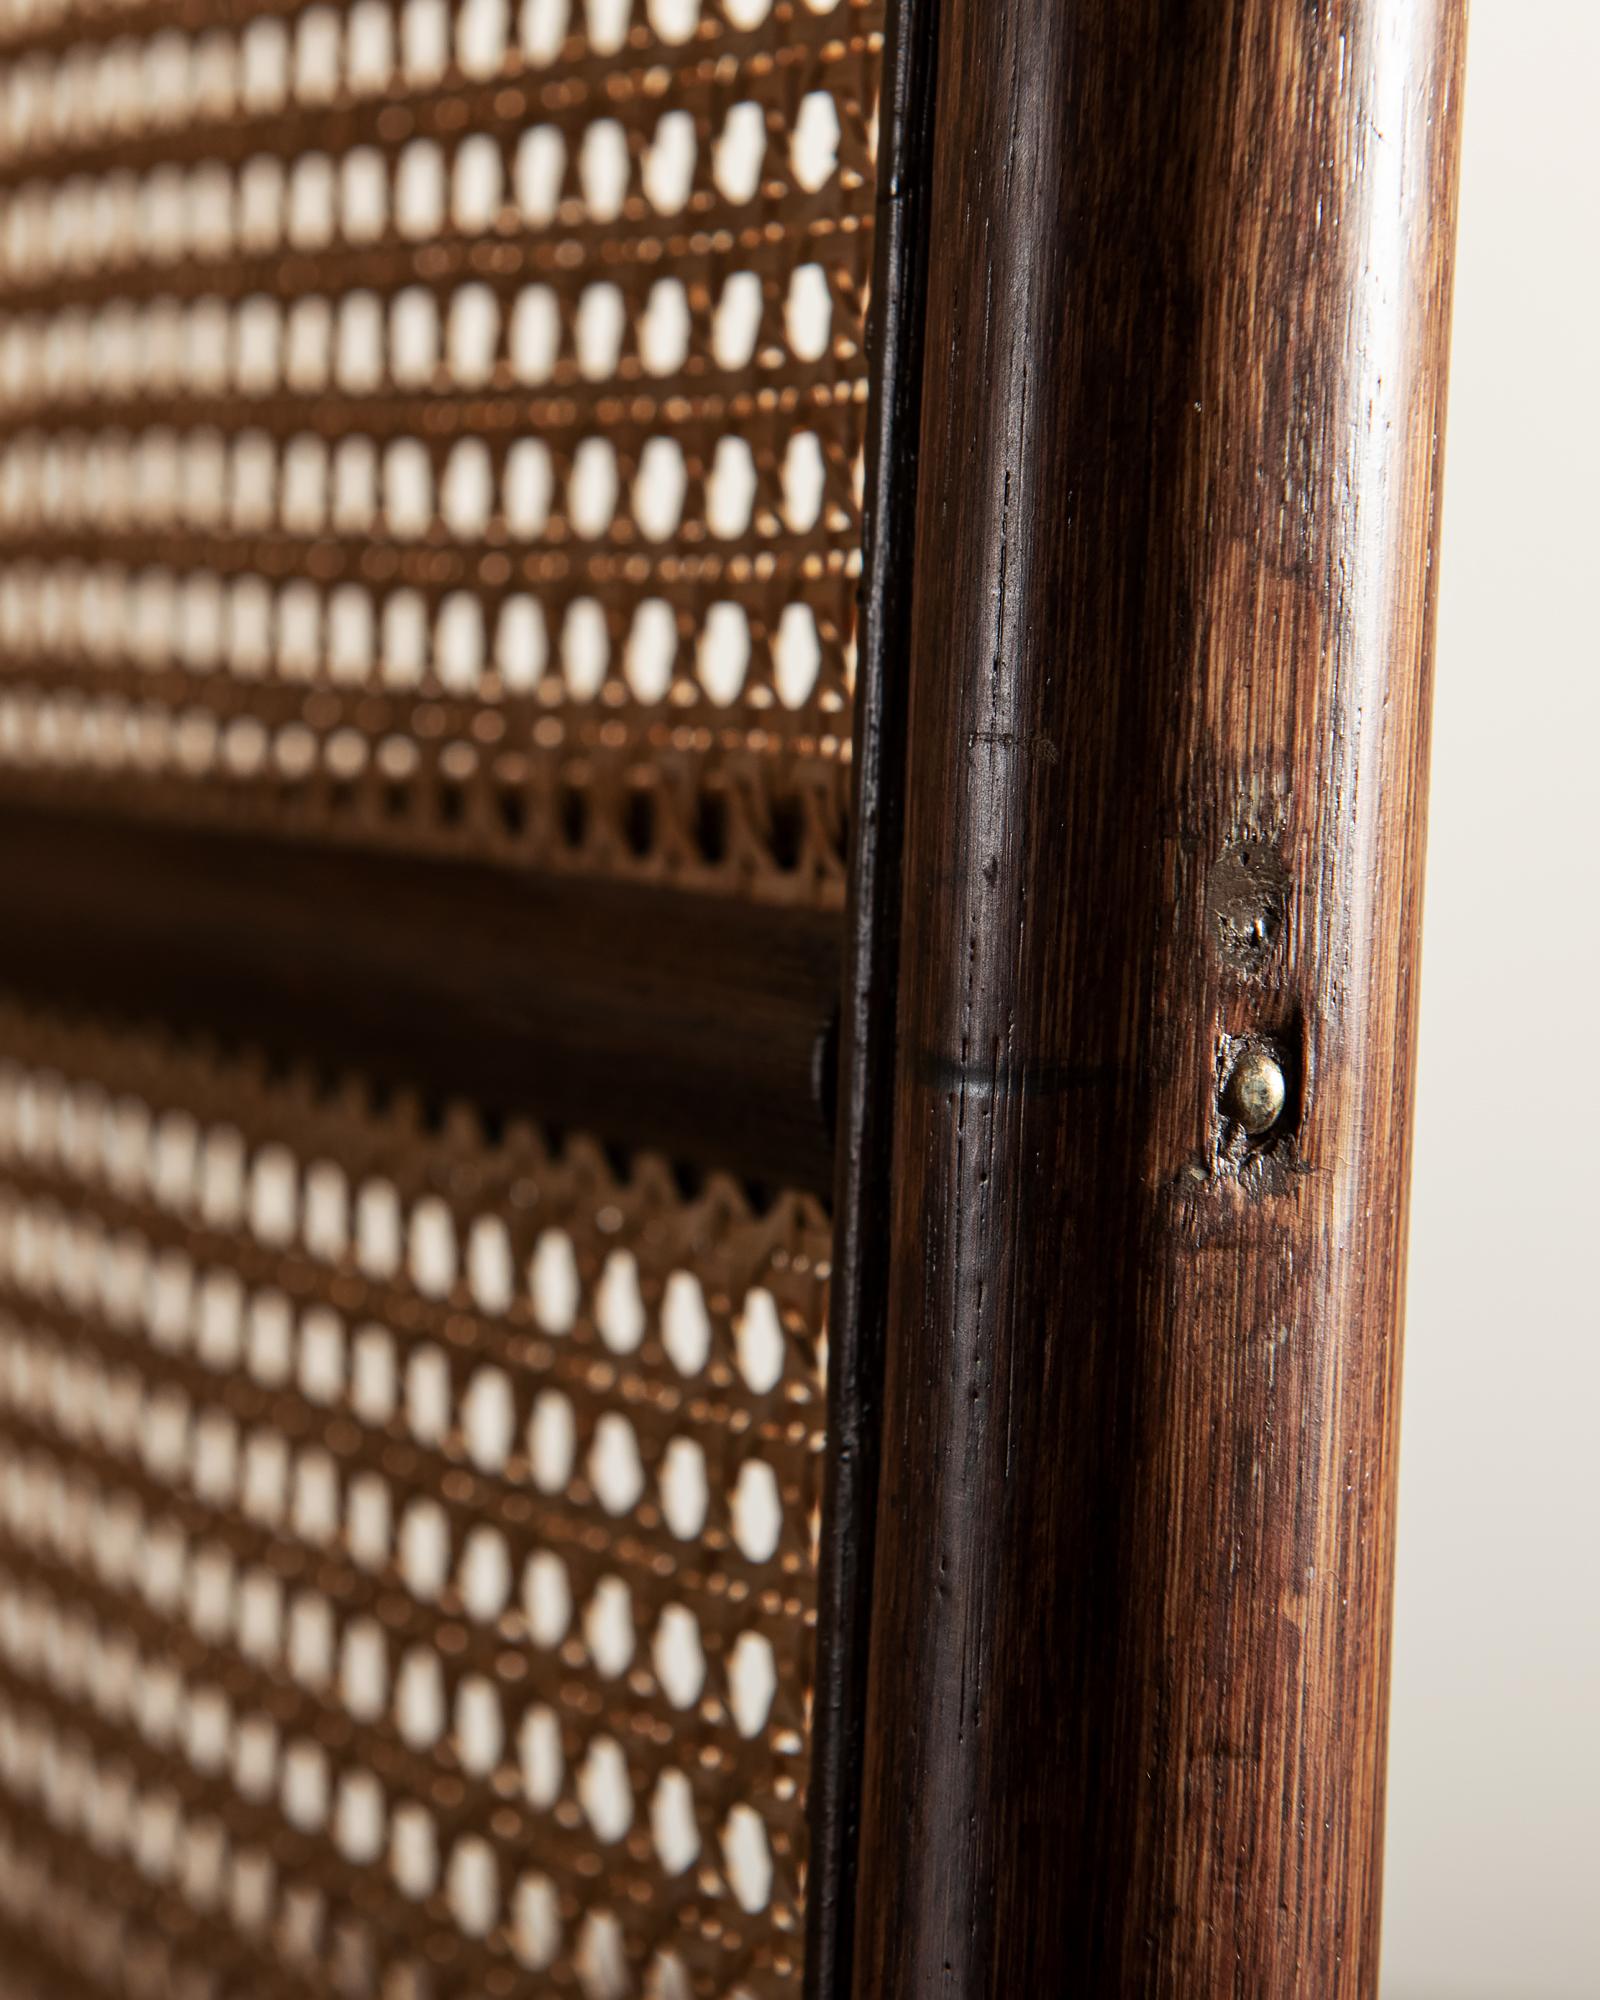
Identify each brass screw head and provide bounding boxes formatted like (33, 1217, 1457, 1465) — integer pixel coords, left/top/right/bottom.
(1224, 1044, 1287, 1136)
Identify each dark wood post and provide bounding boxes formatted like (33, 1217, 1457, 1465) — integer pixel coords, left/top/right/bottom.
(852, 0, 1466, 1992)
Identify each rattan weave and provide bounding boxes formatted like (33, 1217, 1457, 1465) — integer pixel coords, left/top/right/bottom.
(0, 0, 883, 904)
(0, 1002, 832, 1998)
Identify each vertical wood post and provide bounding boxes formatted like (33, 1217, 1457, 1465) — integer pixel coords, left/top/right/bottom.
(853, 1, 1467, 1992)
(807, 0, 942, 1989)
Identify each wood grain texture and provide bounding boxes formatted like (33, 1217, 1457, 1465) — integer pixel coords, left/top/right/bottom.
(0, 805, 840, 1191)
(853, 0, 1466, 1993)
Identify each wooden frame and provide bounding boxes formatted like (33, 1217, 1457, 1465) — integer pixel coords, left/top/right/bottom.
(831, 0, 1468, 1991)
(804, 0, 942, 1987)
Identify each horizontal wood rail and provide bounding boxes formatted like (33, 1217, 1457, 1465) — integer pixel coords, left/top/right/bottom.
(0, 805, 840, 1193)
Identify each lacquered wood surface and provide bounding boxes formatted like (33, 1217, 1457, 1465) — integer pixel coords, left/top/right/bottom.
(805, 0, 943, 1986)
(852, 0, 1466, 1992)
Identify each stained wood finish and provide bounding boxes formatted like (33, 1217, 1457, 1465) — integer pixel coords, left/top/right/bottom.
(804, 0, 943, 1988)
(0, 806, 840, 1191)
(853, 1, 1466, 1993)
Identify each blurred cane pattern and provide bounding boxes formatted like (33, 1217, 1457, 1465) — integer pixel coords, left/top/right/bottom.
(0, 0, 881, 1993)
(0, 1004, 834, 1997)
(0, 0, 882, 905)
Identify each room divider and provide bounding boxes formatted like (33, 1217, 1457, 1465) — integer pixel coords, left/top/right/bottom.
(0, 0, 1464, 1993)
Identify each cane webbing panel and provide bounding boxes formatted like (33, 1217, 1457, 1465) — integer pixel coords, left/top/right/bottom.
(0, 1003, 832, 1999)
(0, 0, 882, 905)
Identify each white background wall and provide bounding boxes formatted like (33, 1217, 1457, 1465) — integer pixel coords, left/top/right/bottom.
(1380, 3, 1600, 1994)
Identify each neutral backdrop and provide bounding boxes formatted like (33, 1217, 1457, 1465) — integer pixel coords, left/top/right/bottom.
(1379, 3, 1600, 1995)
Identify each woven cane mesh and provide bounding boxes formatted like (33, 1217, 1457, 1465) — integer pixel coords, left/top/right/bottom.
(0, 1003, 832, 1999)
(0, 0, 882, 904)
